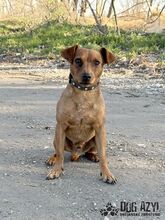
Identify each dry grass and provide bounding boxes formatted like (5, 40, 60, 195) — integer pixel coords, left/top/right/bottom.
(70, 13, 165, 33)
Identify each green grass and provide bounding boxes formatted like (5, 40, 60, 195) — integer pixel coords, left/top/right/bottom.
(0, 20, 165, 59)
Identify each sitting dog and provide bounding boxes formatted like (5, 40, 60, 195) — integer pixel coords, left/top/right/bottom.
(46, 45, 117, 184)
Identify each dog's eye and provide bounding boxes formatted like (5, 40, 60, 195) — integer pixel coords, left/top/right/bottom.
(95, 60, 100, 66)
(75, 58, 82, 67)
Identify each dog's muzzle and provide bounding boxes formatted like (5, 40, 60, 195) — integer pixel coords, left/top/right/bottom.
(82, 73, 91, 84)
(69, 74, 99, 91)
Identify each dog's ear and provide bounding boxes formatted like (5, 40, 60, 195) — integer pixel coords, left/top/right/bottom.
(61, 45, 79, 63)
(100, 48, 115, 64)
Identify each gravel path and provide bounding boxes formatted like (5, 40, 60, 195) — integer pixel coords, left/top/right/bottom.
(0, 70, 165, 220)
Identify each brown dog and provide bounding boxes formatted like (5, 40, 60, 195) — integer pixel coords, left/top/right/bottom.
(46, 45, 117, 184)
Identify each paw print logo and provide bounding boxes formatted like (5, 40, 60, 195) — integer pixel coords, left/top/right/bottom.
(100, 208, 109, 216)
(100, 202, 119, 217)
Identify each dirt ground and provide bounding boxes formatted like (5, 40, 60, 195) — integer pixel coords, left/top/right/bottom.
(0, 66, 165, 220)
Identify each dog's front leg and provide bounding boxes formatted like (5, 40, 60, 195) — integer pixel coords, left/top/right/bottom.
(95, 125, 117, 184)
(46, 123, 65, 180)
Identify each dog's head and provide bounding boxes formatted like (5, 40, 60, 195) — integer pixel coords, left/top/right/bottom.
(61, 45, 115, 85)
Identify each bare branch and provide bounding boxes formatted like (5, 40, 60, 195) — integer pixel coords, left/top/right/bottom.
(86, 0, 101, 25)
(147, 5, 165, 24)
(107, 0, 114, 18)
(112, 0, 120, 35)
(145, 0, 153, 20)
(116, 1, 145, 16)
(101, 0, 108, 17)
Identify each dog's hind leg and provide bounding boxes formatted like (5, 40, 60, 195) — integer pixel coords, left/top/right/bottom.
(84, 137, 99, 162)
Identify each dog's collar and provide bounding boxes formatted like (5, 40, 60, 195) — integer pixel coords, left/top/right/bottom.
(69, 74, 99, 91)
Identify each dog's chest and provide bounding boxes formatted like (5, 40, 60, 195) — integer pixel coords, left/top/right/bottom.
(67, 103, 96, 135)
(58, 90, 104, 142)
(65, 103, 96, 142)
(69, 102, 96, 126)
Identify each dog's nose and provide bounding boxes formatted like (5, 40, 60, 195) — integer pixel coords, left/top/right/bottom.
(82, 73, 91, 82)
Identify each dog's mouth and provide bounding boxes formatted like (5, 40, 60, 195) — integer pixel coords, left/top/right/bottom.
(80, 81, 91, 85)
(80, 81, 95, 88)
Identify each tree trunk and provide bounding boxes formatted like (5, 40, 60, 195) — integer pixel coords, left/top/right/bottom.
(146, 0, 153, 20)
(80, 0, 87, 17)
(112, 0, 120, 35)
(107, 0, 115, 18)
(73, 0, 79, 11)
(96, 0, 104, 16)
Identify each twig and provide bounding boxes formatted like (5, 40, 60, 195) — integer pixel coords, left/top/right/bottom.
(147, 5, 165, 24)
(86, 0, 101, 26)
(115, 1, 145, 16)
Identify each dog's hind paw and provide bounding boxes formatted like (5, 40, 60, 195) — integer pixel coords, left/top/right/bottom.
(71, 153, 80, 161)
(85, 152, 99, 162)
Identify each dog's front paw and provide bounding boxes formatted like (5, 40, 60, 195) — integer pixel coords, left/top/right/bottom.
(45, 154, 57, 166)
(46, 167, 63, 180)
(100, 168, 117, 184)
